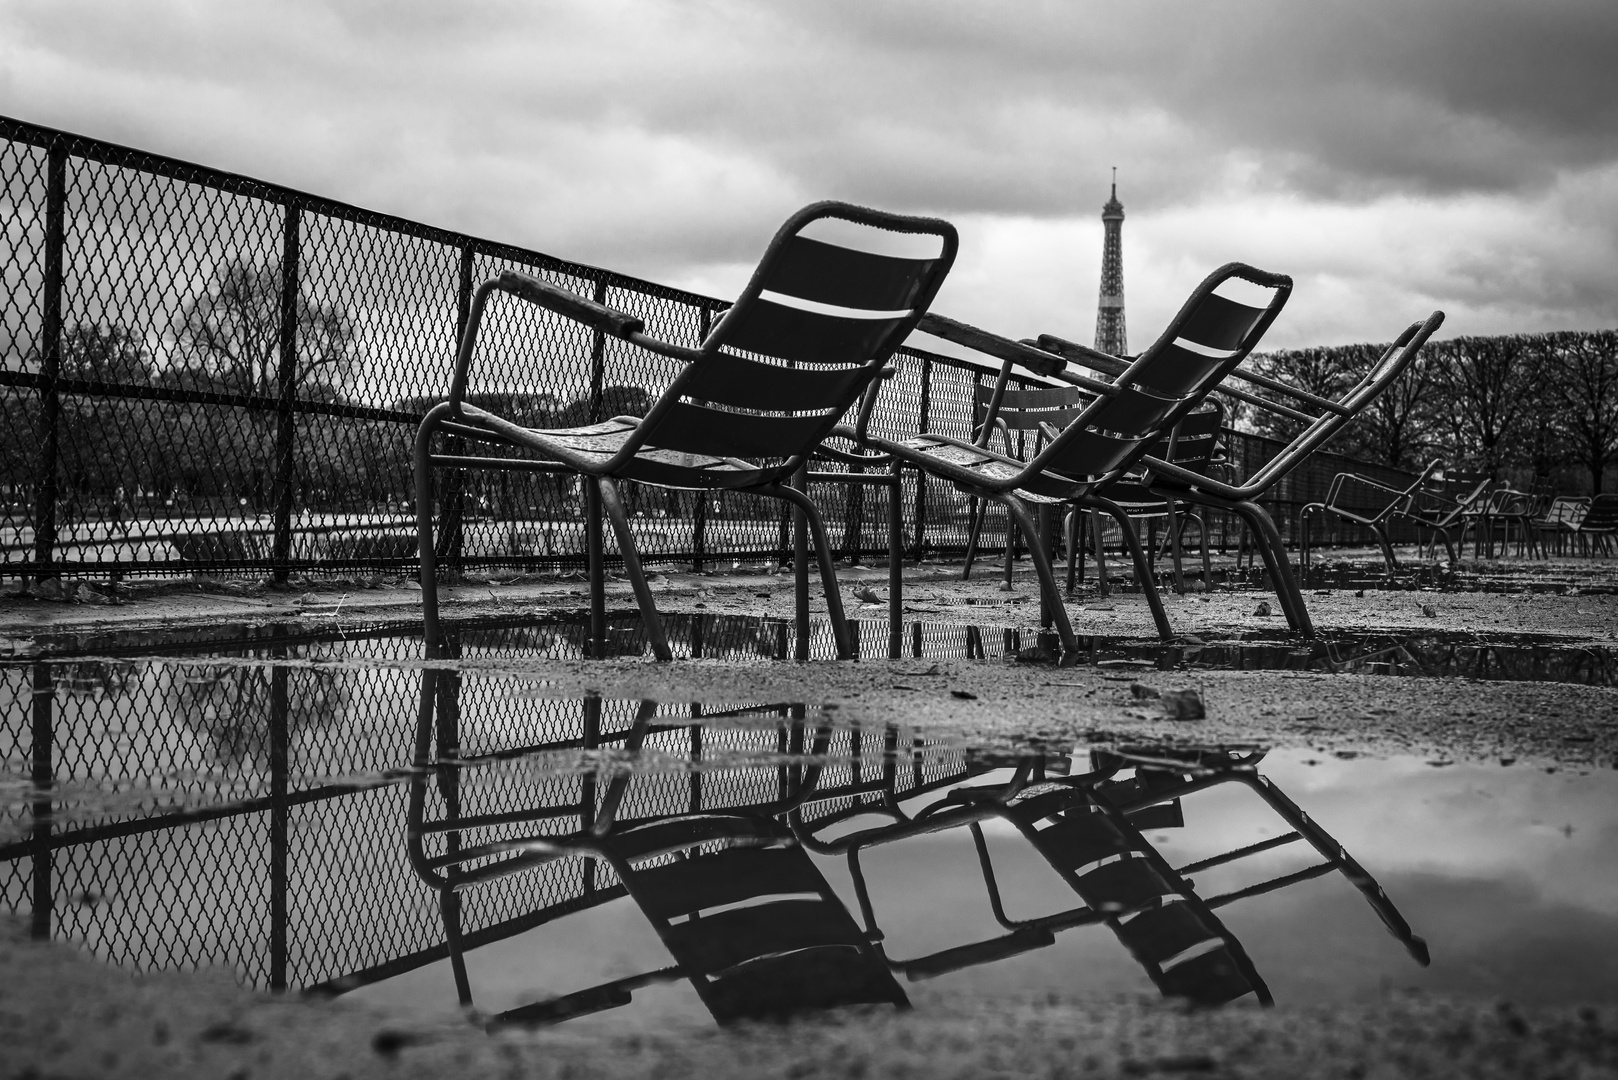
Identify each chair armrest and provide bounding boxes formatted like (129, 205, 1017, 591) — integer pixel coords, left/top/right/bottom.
(1032, 333, 1129, 377)
(917, 312, 1070, 379)
(498, 270, 645, 338)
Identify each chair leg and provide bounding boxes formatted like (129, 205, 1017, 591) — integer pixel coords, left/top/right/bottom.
(1371, 523, 1399, 574)
(1084, 496, 1173, 641)
(412, 418, 446, 659)
(767, 483, 855, 660)
(441, 889, 473, 1007)
(793, 467, 811, 661)
(1064, 509, 1079, 596)
(1230, 499, 1315, 636)
(988, 492, 1079, 663)
(889, 461, 904, 659)
(596, 478, 673, 662)
(583, 479, 607, 658)
(1166, 498, 1186, 594)
(963, 495, 988, 580)
(1091, 509, 1111, 596)
(1196, 510, 1212, 585)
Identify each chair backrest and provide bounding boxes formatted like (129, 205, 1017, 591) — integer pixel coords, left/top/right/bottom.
(1544, 496, 1591, 528)
(632, 202, 957, 473)
(1105, 404, 1226, 511)
(1027, 263, 1291, 488)
(602, 814, 909, 1023)
(1236, 312, 1445, 495)
(1578, 493, 1618, 532)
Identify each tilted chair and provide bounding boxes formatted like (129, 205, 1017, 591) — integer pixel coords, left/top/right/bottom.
(1532, 496, 1592, 557)
(877, 262, 1294, 659)
(414, 201, 958, 661)
(961, 366, 1226, 597)
(1059, 311, 1446, 635)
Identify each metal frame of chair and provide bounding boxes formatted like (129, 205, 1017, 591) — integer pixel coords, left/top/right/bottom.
(1532, 495, 1592, 556)
(406, 677, 925, 1026)
(861, 262, 1294, 660)
(1567, 493, 1618, 556)
(1300, 461, 1450, 574)
(1106, 311, 1445, 634)
(413, 201, 958, 662)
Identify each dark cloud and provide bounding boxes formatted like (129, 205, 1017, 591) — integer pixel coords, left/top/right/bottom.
(4, 0, 1617, 340)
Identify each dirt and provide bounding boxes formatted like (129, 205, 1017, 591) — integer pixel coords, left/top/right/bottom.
(5, 551, 1618, 1078)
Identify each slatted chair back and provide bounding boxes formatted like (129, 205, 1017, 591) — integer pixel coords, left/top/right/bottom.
(601, 814, 909, 1022)
(1105, 404, 1226, 511)
(1576, 493, 1618, 536)
(1234, 312, 1445, 496)
(1543, 496, 1591, 530)
(1024, 264, 1290, 494)
(629, 202, 957, 483)
(971, 379, 1089, 454)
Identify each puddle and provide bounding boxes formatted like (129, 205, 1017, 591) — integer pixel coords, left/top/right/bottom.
(4, 652, 1618, 1028)
(9, 608, 1615, 690)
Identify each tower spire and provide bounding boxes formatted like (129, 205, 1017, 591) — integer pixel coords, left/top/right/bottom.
(1095, 171, 1127, 356)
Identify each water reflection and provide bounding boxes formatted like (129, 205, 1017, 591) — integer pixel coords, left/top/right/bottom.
(15, 610, 1615, 688)
(406, 672, 1426, 1023)
(4, 648, 1617, 1026)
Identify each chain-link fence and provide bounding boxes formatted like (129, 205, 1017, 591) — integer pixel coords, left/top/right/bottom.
(2, 114, 1420, 583)
(0, 621, 972, 993)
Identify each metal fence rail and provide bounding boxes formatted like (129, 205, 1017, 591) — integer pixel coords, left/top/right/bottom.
(2, 114, 1418, 582)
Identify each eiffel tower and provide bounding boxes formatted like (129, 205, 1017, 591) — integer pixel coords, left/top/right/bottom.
(1094, 170, 1127, 356)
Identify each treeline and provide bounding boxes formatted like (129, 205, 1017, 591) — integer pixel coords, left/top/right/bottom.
(1247, 329, 1618, 493)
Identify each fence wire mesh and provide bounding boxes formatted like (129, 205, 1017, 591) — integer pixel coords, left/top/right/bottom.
(1, 115, 1423, 584)
(0, 620, 973, 992)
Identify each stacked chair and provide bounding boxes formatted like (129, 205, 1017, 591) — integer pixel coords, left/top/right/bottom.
(905, 277, 1441, 641)
(854, 262, 1294, 658)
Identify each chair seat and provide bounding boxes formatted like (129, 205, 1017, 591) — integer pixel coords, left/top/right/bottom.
(510, 415, 780, 490)
(902, 433, 1084, 502)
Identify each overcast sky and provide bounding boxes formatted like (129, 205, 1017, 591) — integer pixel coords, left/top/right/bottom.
(4, 0, 1617, 351)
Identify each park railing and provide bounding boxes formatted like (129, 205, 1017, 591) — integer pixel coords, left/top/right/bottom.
(1, 114, 1417, 582)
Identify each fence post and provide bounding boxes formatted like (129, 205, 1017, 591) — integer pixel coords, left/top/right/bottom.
(268, 628, 289, 990)
(271, 205, 301, 583)
(33, 143, 66, 576)
(587, 278, 608, 422)
(30, 661, 54, 940)
(436, 246, 474, 576)
(909, 356, 932, 559)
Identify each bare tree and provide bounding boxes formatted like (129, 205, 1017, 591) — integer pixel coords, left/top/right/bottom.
(173, 257, 352, 399)
(1546, 328, 1618, 493)
(1429, 334, 1537, 479)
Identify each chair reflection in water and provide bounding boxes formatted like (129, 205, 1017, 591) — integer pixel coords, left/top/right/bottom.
(791, 744, 1428, 1006)
(406, 672, 969, 1026)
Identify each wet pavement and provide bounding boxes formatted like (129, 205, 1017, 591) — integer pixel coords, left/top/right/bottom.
(4, 620, 1618, 1037)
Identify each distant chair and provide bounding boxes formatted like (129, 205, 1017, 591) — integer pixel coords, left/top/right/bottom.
(1076, 311, 1446, 634)
(1567, 493, 1618, 556)
(413, 201, 958, 662)
(879, 262, 1295, 657)
(1531, 496, 1592, 557)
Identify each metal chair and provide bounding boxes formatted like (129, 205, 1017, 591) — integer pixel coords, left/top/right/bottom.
(1099, 311, 1446, 635)
(406, 678, 910, 1026)
(1568, 493, 1618, 556)
(414, 201, 958, 661)
(1532, 496, 1592, 557)
(877, 262, 1294, 659)
(1301, 461, 1450, 574)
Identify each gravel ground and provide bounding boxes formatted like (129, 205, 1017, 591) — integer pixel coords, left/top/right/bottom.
(5, 551, 1618, 1078)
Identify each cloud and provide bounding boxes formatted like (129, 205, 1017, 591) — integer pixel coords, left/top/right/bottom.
(2, 0, 1617, 346)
